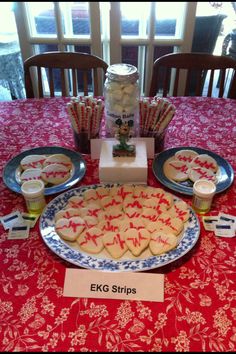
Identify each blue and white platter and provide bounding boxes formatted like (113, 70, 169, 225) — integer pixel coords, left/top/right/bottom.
(3, 146, 86, 196)
(40, 184, 200, 272)
(153, 146, 234, 196)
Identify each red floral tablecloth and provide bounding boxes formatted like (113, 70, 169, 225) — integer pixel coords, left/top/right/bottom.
(0, 96, 235, 352)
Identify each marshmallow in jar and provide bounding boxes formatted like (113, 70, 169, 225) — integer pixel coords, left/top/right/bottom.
(104, 63, 139, 137)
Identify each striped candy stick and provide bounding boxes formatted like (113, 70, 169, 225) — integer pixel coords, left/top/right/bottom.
(157, 106, 176, 133)
(154, 104, 175, 132)
(67, 102, 79, 133)
(85, 105, 92, 132)
(142, 99, 149, 133)
(78, 102, 86, 130)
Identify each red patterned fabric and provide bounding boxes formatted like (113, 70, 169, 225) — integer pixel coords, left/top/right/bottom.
(0, 96, 235, 352)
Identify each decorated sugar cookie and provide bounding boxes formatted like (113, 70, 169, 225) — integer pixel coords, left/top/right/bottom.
(104, 208, 125, 221)
(156, 213, 184, 236)
(109, 185, 123, 198)
(164, 160, 190, 182)
(95, 186, 110, 199)
(103, 231, 128, 259)
(141, 207, 159, 225)
(100, 195, 123, 210)
(149, 231, 178, 255)
(55, 208, 81, 222)
(117, 218, 145, 232)
(158, 192, 174, 210)
(43, 154, 72, 170)
(174, 149, 199, 163)
(124, 228, 150, 256)
(41, 163, 70, 185)
(133, 185, 149, 199)
(20, 168, 42, 183)
(142, 198, 167, 215)
(169, 201, 190, 222)
(119, 184, 134, 199)
(79, 205, 103, 220)
(55, 216, 85, 241)
(123, 197, 143, 212)
(83, 189, 100, 204)
(20, 154, 47, 170)
(82, 215, 98, 228)
(97, 220, 119, 233)
(66, 196, 86, 209)
(190, 154, 218, 173)
(77, 227, 104, 254)
(188, 166, 217, 183)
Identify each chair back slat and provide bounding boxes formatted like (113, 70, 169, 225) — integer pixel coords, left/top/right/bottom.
(72, 69, 77, 97)
(60, 68, 66, 96)
(24, 51, 108, 98)
(48, 68, 55, 97)
(173, 68, 179, 96)
(83, 71, 88, 96)
(37, 67, 43, 98)
(93, 69, 99, 96)
(219, 69, 226, 97)
(207, 70, 214, 97)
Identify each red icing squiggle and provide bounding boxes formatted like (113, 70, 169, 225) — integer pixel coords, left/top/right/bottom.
(105, 233, 126, 249)
(56, 220, 84, 233)
(151, 235, 171, 246)
(79, 231, 103, 246)
(127, 231, 148, 247)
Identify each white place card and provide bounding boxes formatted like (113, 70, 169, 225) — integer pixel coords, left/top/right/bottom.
(91, 137, 155, 159)
(63, 268, 164, 302)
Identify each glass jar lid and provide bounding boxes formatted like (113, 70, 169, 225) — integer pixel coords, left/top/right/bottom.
(106, 63, 139, 82)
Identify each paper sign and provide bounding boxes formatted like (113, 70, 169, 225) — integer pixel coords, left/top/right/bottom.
(63, 268, 164, 302)
(91, 137, 155, 159)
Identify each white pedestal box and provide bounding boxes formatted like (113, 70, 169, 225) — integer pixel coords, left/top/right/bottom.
(99, 140, 148, 184)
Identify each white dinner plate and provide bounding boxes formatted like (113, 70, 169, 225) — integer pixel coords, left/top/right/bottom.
(39, 184, 200, 272)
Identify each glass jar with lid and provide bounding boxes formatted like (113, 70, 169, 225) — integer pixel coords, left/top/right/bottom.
(104, 63, 140, 137)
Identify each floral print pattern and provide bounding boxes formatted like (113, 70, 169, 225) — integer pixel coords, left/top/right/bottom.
(0, 96, 235, 351)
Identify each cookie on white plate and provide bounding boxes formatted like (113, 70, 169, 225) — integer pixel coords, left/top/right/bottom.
(100, 195, 123, 211)
(168, 201, 190, 222)
(20, 154, 47, 170)
(43, 154, 72, 170)
(117, 218, 145, 232)
(124, 228, 150, 257)
(103, 231, 128, 259)
(97, 220, 119, 233)
(156, 213, 184, 236)
(95, 186, 110, 200)
(82, 215, 98, 228)
(55, 208, 81, 222)
(65, 196, 86, 209)
(41, 163, 70, 185)
(164, 160, 190, 182)
(55, 216, 85, 241)
(83, 189, 101, 206)
(149, 231, 178, 255)
(77, 227, 104, 254)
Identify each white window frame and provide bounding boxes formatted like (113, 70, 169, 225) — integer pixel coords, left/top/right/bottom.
(14, 2, 198, 97)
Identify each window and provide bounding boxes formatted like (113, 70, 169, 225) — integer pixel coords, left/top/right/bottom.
(14, 2, 208, 97)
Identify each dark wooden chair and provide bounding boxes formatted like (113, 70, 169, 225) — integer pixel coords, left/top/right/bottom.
(24, 51, 108, 98)
(149, 52, 236, 98)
